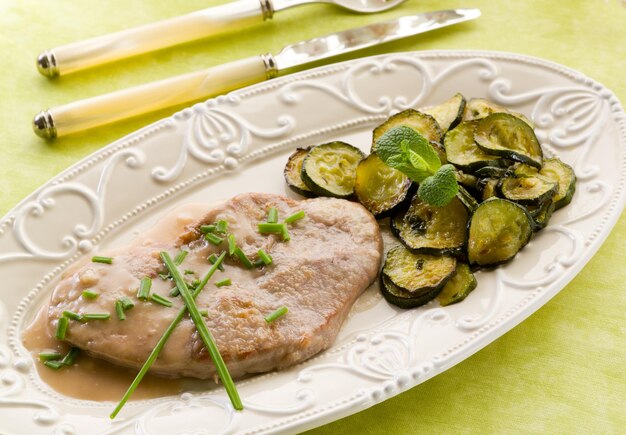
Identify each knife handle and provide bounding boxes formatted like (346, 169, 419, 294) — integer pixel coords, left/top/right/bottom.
(33, 55, 276, 139)
(37, 0, 273, 77)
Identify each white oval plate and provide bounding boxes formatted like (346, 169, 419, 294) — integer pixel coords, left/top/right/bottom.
(1, 50, 625, 435)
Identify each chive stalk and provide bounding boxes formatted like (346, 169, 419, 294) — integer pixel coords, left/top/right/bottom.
(200, 224, 217, 234)
(216, 220, 228, 234)
(39, 351, 62, 362)
(208, 253, 225, 271)
(257, 249, 272, 265)
(150, 293, 173, 307)
(44, 360, 64, 370)
(61, 348, 80, 366)
(169, 286, 180, 297)
(115, 301, 126, 321)
(119, 297, 134, 311)
(257, 223, 285, 234)
(82, 290, 99, 300)
(184, 269, 195, 275)
(82, 313, 110, 320)
(264, 306, 289, 323)
(137, 277, 152, 300)
(173, 250, 188, 265)
(92, 256, 113, 264)
(62, 311, 82, 321)
(227, 234, 237, 256)
(55, 317, 69, 340)
(280, 225, 291, 242)
(161, 252, 242, 410)
(205, 233, 224, 246)
(267, 207, 278, 223)
(284, 210, 305, 224)
(233, 247, 253, 269)
(200, 309, 209, 317)
(110, 252, 229, 419)
(215, 278, 231, 288)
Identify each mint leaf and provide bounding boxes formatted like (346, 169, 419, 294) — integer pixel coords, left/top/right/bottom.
(417, 164, 459, 207)
(375, 126, 441, 182)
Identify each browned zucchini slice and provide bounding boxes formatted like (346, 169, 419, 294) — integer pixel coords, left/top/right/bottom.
(474, 113, 543, 168)
(444, 121, 504, 172)
(499, 176, 557, 206)
(528, 199, 556, 231)
(381, 245, 456, 308)
(354, 153, 412, 218)
(301, 142, 365, 198)
(284, 147, 316, 198)
(467, 198, 533, 267)
(463, 98, 534, 127)
(437, 263, 477, 306)
(421, 93, 466, 133)
(372, 109, 443, 147)
(537, 158, 576, 209)
(391, 193, 469, 256)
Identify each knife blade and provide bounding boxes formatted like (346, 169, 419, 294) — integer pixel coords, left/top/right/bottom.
(33, 9, 480, 139)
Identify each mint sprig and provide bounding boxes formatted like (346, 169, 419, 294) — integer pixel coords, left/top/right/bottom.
(375, 125, 458, 207)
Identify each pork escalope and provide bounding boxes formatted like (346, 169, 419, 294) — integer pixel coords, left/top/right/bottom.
(47, 193, 383, 379)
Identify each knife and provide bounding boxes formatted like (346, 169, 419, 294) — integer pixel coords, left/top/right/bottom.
(33, 9, 480, 139)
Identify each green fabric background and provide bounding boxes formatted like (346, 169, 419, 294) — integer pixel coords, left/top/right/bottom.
(1, 0, 625, 433)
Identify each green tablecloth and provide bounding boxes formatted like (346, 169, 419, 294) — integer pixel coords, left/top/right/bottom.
(1, 0, 625, 433)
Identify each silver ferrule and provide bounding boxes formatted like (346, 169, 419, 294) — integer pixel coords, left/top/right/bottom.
(37, 50, 60, 77)
(33, 110, 57, 139)
(261, 53, 278, 79)
(259, 0, 274, 20)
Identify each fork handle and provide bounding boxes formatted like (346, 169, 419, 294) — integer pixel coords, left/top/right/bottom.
(37, 0, 274, 77)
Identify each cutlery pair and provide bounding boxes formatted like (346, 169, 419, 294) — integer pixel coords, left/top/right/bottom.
(33, 6, 480, 139)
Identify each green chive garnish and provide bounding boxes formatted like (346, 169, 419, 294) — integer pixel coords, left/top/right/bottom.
(257, 223, 285, 234)
(184, 269, 195, 275)
(227, 234, 237, 256)
(174, 250, 188, 265)
(111, 252, 229, 419)
(267, 207, 278, 223)
(39, 351, 62, 362)
(92, 256, 113, 264)
(284, 210, 305, 224)
(160, 252, 242, 410)
(234, 247, 253, 269)
(119, 296, 134, 311)
(215, 278, 231, 287)
(200, 224, 217, 234)
(216, 220, 228, 234)
(169, 286, 180, 297)
(281, 225, 291, 242)
(253, 259, 265, 268)
(200, 309, 209, 317)
(44, 360, 64, 370)
(150, 293, 173, 307)
(205, 233, 224, 245)
(264, 306, 288, 323)
(61, 348, 80, 366)
(257, 249, 272, 265)
(208, 253, 225, 271)
(55, 317, 69, 340)
(82, 313, 110, 320)
(82, 290, 99, 300)
(158, 272, 171, 281)
(115, 301, 126, 320)
(62, 311, 82, 321)
(137, 277, 152, 300)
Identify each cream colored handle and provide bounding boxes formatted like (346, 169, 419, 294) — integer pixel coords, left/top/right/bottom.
(47, 56, 268, 137)
(41, 0, 266, 76)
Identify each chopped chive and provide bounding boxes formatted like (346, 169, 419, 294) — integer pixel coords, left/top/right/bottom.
(115, 301, 126, 321)
(83, 313, 110, 320)
(39, 351, 62, 362)
(200, 309, 209, 317)
(253, 258, 265, 268)
(267, 207, 278, 223)
(92, 256, 113, 264)
(150, 293, 173, 307)
(110, 252, 229, 420)
(257, 223, 285, 234)
(205, 233, 224, 245)
(137, 277, 152, 301)
(208, 253, 225, 271)
(161, 252, 242, 410)
(284, 210, 306, 224)
(119, 296, 135, 311)
(169, 286, 180, 297)
(215, 278, 231, 287)
(264, 306, 289, 323)
(281, 225, 291, 242)
(55, 317, 69, 340)
(61, 348, 80, 366)
(184, 269, 195, 275)
(158, 273, 171, 281)
(257, 249, 272, 265)
(192, 279, 201, 287)
(234, 247, 253, 269)
(62, 311, 83, 321)
(216, 220, 228, 234)
(44, 360, 64, 370)
(82, 290, 99, 300)
(173, 250, 188, 265)
(200, 224, 217, 234)
(227, 234, 237, 256)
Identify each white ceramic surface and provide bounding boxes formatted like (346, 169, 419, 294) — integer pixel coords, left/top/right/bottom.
(0, 50, 624, 435)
